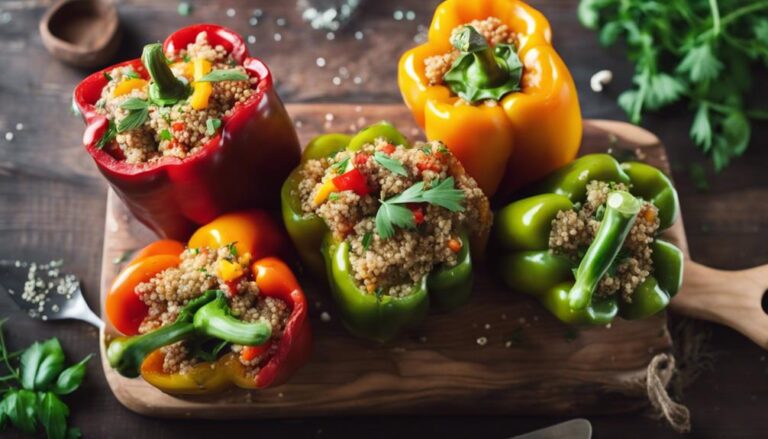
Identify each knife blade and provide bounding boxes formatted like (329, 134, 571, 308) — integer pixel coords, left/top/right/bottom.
(509, 419, 592, 439)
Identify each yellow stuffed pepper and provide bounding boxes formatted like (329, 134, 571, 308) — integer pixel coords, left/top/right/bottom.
(399, 0, 582, 201)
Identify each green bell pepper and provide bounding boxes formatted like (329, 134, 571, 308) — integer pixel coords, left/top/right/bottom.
(281, 122, 475, 341)
(494, 153, 684, 325)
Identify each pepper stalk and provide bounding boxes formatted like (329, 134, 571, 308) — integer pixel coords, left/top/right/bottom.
(192, 292, 272, 345)
(142, 43, 190, 106)
(568, 190, 643, 310)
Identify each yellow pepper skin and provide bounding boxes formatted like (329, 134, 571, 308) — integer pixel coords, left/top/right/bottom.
(190, 58, 213, 110)
(398, 0, 582, 201)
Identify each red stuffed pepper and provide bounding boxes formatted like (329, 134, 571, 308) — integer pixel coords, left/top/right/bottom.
(74, 24, 300, 240)
(105, 211, 312, 394)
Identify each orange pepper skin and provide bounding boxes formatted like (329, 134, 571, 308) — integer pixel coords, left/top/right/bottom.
(398, 0, 582, 201)
(105, 210, 311, 394)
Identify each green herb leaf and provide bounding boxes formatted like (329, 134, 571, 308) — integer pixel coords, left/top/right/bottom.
(206, 118, 222, 136)
(52, 355, 91, 395)
(375, 203, 415, 239)
(117, 107, 149, 133)
(3, 390, 38, 434)
(96, 120, 116, 149)
(676, 44, 723, 83)
(67, 427, 82, 439)
(120, 98, 149, 111)
(102, 71, 113, 82)
(332, 157, 350, 174)
(227, 242, 239, 258)
(690, 104, 712, 151)
(419, 177, 465, 212)
(362, 232, 373, 250)
(328, 193, 340, 201)
(196, 69, 249, 82)
(39, 392, 69, 439)
(124, 70, 141, 80)
(159, 129, 172, 141)
(20, 338, 64, 391)
(644, 73, 685, 110)
(721, 110, 750, 157)
(373, 152, 408, 176)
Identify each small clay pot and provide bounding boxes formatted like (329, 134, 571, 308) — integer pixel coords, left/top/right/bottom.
(39, 0, 121, 68)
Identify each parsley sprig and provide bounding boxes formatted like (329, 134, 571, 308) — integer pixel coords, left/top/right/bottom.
(117, 98, 150, 133)
(579, 0, 768, 171)
(374, 177, 465, 239)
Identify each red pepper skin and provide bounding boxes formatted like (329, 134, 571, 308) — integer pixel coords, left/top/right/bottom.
(74, 24, 300, 240)
(332, 168, 370, 196)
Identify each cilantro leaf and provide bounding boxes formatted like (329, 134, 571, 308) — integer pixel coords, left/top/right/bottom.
(676, 44, 723, 83)
(644, 73, 685, 110)
(373, 151, 408, 176)
(375, 203, 414, 239)
(690, 104, 713, 151)
(419, 177, 465, 212)
(197, 70, 249, 82)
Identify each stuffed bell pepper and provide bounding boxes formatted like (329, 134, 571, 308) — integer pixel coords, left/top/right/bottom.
(399, 0, 582, 200)
(493, 154, 684, 324)
(74, 24, 300, 240)
(105, 211, 311, 394)
(281, 123, 492, 342)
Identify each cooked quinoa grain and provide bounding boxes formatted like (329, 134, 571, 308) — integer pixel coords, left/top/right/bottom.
(298, 138, 491, 297)
(424, 17, 516, 86)
(95, 32, 257, 164)
(548, 180, 660, 301)
(135, 246, 290, 375)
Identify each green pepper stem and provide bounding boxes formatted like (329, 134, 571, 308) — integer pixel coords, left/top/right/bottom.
(450, 26, 508, 88)
(568, 191, 643, 310)
(141, 43, 189, 105)
(193, 294, 272, 346)
(106, 290, 218, 378)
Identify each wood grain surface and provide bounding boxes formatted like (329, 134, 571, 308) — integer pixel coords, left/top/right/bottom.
(2, 1, 767, 437)
(99, 107, 676, 418)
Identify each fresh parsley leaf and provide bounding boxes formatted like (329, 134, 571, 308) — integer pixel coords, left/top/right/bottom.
(690, 104, 713, 151)
(644, 73, 685, 110)
(676, 44, 723, 83)
(183, 54, 191, 63)
(102, 71, 113, 82)
(227, 242, 239, 258)
(39, 392, 69, 439)
(117, 108, 149, 133)
(159, 129, 172, 141)
(20, 338, 64, 391)
(328, 193, 340, 201)
(362, 232, 373, 250)
(206, 118, 222, 136)
(124, 70, 141, 80)
(373, 151, 408, 176)
(375, 203, 414, 239)
(721, 110, 751, 157)
(196, 69, 249, 82)
(120, 98, 149, 111)
(755, 20, 768, 46)
(52, 355, 91, 395)
(332, 157, 350, 174)
(419, 177, 465, 212)
(2, 389, 38, 434)
(96, 120, 117, 149)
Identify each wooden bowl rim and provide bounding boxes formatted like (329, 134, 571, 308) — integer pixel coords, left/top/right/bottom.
(39, 0, 119, 55)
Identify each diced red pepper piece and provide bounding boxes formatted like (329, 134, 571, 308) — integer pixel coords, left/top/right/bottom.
(241, 341, 272, 362)
(354, 152, 370, 166)
(380, 143, 396, 155)
(172, 121, 186, 132)
(332, 168, 370, 196)
(408, 204, 425, 225)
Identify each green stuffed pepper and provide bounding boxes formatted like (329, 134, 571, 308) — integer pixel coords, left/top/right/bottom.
(493, 153, 684, 325)
(282, 122, 492, 341)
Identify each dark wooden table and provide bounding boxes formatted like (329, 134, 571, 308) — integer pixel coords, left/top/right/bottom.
(1, 1, 766, 437)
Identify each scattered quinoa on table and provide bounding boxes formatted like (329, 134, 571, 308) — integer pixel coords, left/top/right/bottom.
(296, 137, 492, 297)
(95, 32, 258, 163)
(135, 245, 289, 375)
(548, 180, 660, 302)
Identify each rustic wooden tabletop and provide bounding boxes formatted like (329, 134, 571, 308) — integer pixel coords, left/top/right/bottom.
(0, 0, 766, 438)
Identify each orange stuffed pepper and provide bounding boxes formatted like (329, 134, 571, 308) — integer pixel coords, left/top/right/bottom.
(399, 0, 582, 201)
(105, 211, 311, 394)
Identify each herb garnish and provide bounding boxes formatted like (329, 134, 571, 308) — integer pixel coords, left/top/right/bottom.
(196, 70, 249, 82)
(373, 152, 408, 176)
(328, 193, 340, 201)
(96, 119, 117, 149)
(102, 71, 113, 82)
(332, 157, 350, 174)
(159, 129, 172, 141)
(117, 98, 150, 133)
(362, 232, 373, 250)
(124, 70, 141, 80)
(206, 118, 222, 136)
(375, 177, 465, 238)
(0, 319, 90, 439)
(227, 242, 239, 258)
(579, 0, 768, 171)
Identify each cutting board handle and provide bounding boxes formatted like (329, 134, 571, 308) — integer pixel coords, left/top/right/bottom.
(671, 260, 768, 348)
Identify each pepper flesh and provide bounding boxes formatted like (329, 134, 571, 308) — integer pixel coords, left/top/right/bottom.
(493, 154, 684, 324)
(105, 211, 311, 393)
(74, 24, 300, 240)
(398, 0, 582, 200)
(282, 122, 477, 342)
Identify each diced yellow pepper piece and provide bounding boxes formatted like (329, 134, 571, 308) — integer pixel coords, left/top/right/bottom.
(112, 78, 148, 97)
(190, 58, 213, 110)
(313, 179, 338, 205)
(170, 61, 194, 80)
(217, 259, 244, 282)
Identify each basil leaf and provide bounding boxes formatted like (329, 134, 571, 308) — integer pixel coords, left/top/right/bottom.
(52, 354, 92, 395)
(96, 120, 117, 149)
(39, 392, 69, 439)
(117, 108, 149, 133)
(196, 69, 249, 82)
(373, 152, 408, 176)
(206, 118, 222, 136)
(120, 98, 149, 111)
(21, 338, 65, 391)
(0, 395, 8, 430)
(2, 389, 37, 434)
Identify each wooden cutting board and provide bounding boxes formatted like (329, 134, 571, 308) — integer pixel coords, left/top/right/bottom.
(98, 104, 688, 419)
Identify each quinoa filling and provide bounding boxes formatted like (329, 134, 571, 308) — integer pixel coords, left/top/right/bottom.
(424, 16, 517, 91)
(95, 32, 258, 164)
(135, 245, 290, 375)
(297, 138, 492, 297)
(548, 180, 660, 302)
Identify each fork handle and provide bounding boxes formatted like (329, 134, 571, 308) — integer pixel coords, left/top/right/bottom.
(671, 260, 768, 349)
